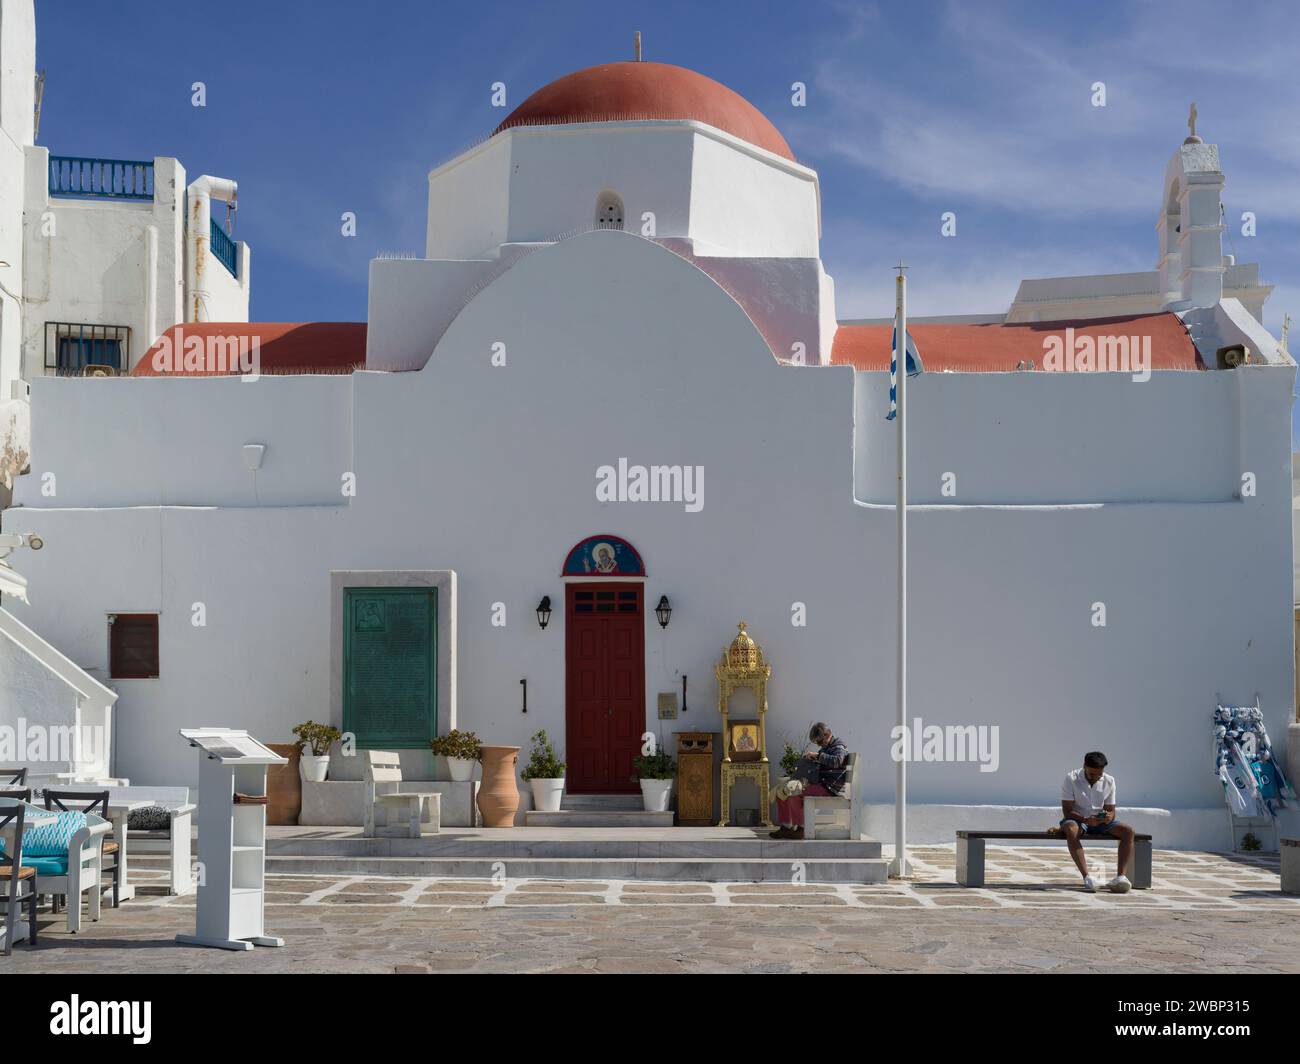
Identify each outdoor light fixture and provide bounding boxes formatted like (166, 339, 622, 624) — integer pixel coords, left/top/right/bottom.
(536, 596, 552, 629)
(655, 595, 672, 628)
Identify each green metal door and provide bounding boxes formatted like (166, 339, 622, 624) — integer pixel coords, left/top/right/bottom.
(343, 588, 437, 748)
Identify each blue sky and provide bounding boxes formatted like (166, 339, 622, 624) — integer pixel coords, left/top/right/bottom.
(35, 1, 1299, 340)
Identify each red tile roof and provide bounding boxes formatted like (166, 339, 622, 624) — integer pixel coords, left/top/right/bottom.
(829, 313, 1202, 372)
(494, 62, 795, 162)
(133, 323, 367, 376)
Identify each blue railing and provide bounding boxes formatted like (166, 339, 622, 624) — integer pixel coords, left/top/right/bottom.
(210, 217, 237, 277)
(49, 156, 154, 200)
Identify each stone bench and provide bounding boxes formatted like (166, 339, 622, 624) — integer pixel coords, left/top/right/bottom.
(1282, 838, 1300, 894)
(108, 785, 196, 896)
(299, 780, 479, 827)
(956, 829, 1152, 889)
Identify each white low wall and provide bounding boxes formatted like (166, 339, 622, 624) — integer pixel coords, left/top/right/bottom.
(0, 606, 117, 781)
(861, 803, 1233, 851)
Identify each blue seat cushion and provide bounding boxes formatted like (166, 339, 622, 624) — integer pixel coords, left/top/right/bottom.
(24, 855, 70, 876)
(23, 811, 87, 856)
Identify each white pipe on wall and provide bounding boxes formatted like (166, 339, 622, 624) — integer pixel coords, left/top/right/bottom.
(185, 176, 237, 322)
(143, 224, 158, 371)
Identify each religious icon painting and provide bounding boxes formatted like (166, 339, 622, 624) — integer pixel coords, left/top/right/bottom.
(561, 535, 646, 577)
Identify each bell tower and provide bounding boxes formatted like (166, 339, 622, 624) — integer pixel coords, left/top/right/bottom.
(1157, 102, 1226, 310)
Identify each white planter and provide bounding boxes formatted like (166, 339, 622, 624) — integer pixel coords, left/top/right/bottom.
(300, 754, 330, 783)
(640, 778, 673, 812)
(448, 756, 475, 782)
(530, 777, 565, 812)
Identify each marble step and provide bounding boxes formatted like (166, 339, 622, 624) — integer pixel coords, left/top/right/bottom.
(266, 835, 881, 860)
(264, 854, 890, 884)
(524, 810, 673, 827)
(560, 794, 644, 811)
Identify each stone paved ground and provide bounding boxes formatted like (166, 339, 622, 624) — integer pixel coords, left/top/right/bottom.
(7, 846, 1299, 973)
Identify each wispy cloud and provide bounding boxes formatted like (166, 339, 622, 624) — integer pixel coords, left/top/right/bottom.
(793, 0, 1300, 221)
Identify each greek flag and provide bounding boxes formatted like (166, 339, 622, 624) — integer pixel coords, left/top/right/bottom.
(887, 327, 922, 421)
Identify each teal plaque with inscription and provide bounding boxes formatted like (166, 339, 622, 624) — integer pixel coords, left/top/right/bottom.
(343, 588, 437, 748)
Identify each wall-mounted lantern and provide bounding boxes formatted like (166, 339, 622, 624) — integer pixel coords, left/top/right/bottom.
(536, 596, 552, 630)
(655, 595, 672, 629)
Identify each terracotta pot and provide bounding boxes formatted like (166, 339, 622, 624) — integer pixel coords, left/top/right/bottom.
(267, 743, 301, 825)
(477, 746, 521, 827)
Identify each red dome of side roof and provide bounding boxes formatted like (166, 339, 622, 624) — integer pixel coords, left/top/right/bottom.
(493, 61, 795, 162)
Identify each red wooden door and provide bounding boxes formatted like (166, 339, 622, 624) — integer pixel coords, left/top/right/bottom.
(566, 584, 645, 793)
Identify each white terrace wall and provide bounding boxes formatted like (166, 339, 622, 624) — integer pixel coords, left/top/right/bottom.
(23, 148, 185, 375)
(4, 230, 1294, 847)
(196, 234, 249, 325)
(0, 606, 116, 783)
(0, 0, 34, 492)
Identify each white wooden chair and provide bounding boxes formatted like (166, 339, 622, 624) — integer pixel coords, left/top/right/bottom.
(803, 752, 862, 840)
(363, 751, 441, 838)
(31, 809, 112, 933)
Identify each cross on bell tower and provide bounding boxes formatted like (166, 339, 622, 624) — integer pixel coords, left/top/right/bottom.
(1185, 101, 1202, 144)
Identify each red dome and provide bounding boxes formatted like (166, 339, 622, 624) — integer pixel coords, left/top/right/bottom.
(493, 61, 794, 162)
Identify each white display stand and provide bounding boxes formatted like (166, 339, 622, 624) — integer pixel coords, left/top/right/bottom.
(175, 728, 287, 951)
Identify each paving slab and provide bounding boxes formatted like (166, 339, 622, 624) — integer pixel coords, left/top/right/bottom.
(7, 846, 1299, 973)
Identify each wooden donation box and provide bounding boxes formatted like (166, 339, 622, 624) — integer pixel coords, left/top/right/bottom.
(176, 728, 287, 951)
(716, 622, 772, 827)
(675, 732, 715, 827)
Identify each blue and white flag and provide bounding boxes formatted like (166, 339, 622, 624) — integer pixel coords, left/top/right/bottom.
(886, 327, 922, 420)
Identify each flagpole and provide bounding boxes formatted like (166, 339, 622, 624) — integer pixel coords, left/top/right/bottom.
(890, 263, 912, 877)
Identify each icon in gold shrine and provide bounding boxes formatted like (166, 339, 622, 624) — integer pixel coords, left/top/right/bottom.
(716, 622, 772, 826)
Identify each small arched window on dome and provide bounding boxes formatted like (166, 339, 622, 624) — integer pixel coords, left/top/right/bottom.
(595, 191, 624, 231)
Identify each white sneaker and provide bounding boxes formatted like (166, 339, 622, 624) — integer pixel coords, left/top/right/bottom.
(1108, 875, 1132, 894)
(1082, 875, 1098, 892)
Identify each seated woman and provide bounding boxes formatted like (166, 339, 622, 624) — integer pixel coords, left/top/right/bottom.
(770, 722, 848, 840)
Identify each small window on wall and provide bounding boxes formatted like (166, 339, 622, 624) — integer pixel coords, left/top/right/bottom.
(595, 191, 624, 230)
(109, 614, 159, 678)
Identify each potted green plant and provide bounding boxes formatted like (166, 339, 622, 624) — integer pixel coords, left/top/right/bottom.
(631, 751, 676, 812)
(430, 729, 483, 782)
(292, 720, 341, 783)
(519, 729, 565, 812)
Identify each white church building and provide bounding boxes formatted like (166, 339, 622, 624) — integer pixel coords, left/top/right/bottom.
(1, 42, 1294, 847)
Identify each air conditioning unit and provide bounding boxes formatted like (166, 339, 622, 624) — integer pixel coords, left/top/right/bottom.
(1216, 344, 1250, 369)
(81, 363, 119, 377)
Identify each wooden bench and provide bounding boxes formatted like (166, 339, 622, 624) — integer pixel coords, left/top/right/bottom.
(364, 751, 441, 839)
(956, 829, 1153, 889)
(803, 753, 861, 840)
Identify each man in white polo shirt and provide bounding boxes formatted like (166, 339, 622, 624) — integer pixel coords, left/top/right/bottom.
(1055, 751, 1135, 893)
